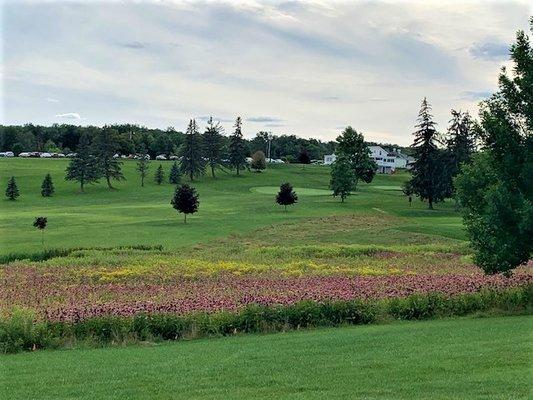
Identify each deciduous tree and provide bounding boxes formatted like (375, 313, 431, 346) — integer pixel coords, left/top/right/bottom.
(251, 150, 266, 172)
(330, 157, 354, 202)
(136, 147, 150, 187)
(336, 127, 376, 190)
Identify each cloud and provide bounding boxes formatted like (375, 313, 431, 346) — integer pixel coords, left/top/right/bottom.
(264, 123, 285, 127)
(197, 115, 234, 123)
(469, 41, 509, 60)
(55, 113, 81, 120)
(45, 97, 59, 103)
(118, 41, 146, 50)
(459, 91, 492, 101)
(247, 116, 284, 123)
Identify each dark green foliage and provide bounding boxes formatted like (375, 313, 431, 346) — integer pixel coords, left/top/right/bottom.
(455, 23, 532, 275)
(250, 150, 266, 172)
(93, 127, 125, 189)
(408, 98, 448, 209)
(203, 117, 225, 178)
(154, 164, 164, 185)
(40, 173, 55, 197)
(65, 134, 100, 192)
(276, 182, 298, 211)
(402, 181, 414, 206)
(179, 119, 205, 181)
(330, 157, 354, 202)
(336, 127, 376, 189)
(33, 216, 48, 246)
(136, 147, 150, 187)
(169, 161, 181, 184)
(298, 148, 311, 164)
(171, 184, 199, 223)
(1, 287, 530, 353)
(228, 117, 248, 175)
(5, 176, 19, 200)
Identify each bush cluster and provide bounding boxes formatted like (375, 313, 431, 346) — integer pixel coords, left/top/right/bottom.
(1, 286, 531, 353)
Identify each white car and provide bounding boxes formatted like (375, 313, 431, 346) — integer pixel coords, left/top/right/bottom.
(169, 155, 179, 160)
(18, 152, 31, 157)
(0, 151, 14, 157)
(66, 153, 77, 158)
(40, 153, 52, 158)
(156, 154, 167, 160)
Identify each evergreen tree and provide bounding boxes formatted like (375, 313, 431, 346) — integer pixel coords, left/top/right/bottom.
(93, 127, 125, 189)
(402, 181, 414, 207)
(250, 150, 266, 172)
(65, 134, 100, 192)
(155, 164, 164, 185)
(298, 148, 311, 164)
(5, 176, 19, 200)
(33, 216, 47, 246)
(41, 173, 55, 197)
(276, 182, 298, 211)
(171, 184, 199, 223)
(169, 161, 181, 184)
(455, 22, 532, 275)
(336, 127, 376, 190)
(408, 98, 447, 209)
(330, 157, 354, 202)
(179, 119, 206, 181)
(136, 147, 150, 187)
(228, 117, 248, 175)
(203, 117, 225, 178)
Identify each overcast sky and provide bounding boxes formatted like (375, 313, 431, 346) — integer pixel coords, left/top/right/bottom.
(1, 1, 531, 145)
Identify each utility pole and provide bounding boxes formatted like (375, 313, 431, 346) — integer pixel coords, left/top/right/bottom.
(267, 132, 273, 162)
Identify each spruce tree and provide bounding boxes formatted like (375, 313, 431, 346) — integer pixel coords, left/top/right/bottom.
(179, 119, 205, 181)
(330, 157, 354, 202)
(65, 134, 100, 192)
(203, 117, 225, 178)
(155, 164, 164, 185)
(408, 98, 447, 209)
(171, 184, 199, 223)
(5, 176, 20, 200)
(276, 182, 298, 211)
(41, 173, 55, 197)
(136, 147, 150, 187)
(169, 161, 181, 184)
(336, 127, 376, 190)
(93, 127, 125, 189)
(228, 117, 248, 175)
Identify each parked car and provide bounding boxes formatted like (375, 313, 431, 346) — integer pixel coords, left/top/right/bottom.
(0, 151, 14, 157)
(156, 154, 167, 160)
(66, 153, 77, 158)
(40, 153, 52, 158)
(168, 155, 179, 160)
(18, 152, 31, 157)
(30, 152, 41, 157)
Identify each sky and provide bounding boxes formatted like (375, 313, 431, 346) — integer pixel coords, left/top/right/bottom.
(1, 0, 531, 145)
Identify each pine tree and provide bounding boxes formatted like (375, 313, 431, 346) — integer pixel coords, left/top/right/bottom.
(171, 184, 199, 223)
(155, 164, 164, 185)
(65, 134, 100, 192)
(136, 147, 150, 187)
(169, 161, 181, 184)
(276, 182, 298, 211)
(93, 127, 125, 189)
(203, 117, 225, 178)
(330, 157, 354, 202)
(446, 110, 476, 196)
(179, 119, 206, 181)
(336, 127, 376, 190)
(408, 98, 447, 209)
(228, 117, 248, 175)
(251, 150, 266, 172)
(41, 173, 55, 197)
(5, 176, 20, 200)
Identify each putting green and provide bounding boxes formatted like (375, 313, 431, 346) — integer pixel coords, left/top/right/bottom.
(370, 185, 402, 191)
(251, 186, 332, 196)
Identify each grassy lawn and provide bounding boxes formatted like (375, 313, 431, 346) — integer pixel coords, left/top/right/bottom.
(1, 316, 531, 399)
(0, 158, 465, 255)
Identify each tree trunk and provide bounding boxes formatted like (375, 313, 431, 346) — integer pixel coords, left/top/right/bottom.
(190, 172, 194, 181)
(41, 230, 44, 247)
(236, 166, 240, 176)
(80, 181, 84, 192)
(106, 175, 113, 189)
(428, 198, 434, 210)
(184, 214, 187, 224)
(284, 205, 287, 212)
(211, 165, 215, 178)
(141, 176, 144, 187)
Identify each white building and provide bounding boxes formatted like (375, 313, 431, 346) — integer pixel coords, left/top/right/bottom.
(324, 145, 412, 173)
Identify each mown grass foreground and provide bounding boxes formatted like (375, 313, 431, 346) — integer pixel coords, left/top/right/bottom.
(1, 316, 531, 400)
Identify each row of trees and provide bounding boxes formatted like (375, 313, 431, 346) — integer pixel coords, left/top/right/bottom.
(0, 122, 340, 162)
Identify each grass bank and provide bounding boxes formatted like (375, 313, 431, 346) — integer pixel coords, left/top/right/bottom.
(1, 315, 531, 399)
